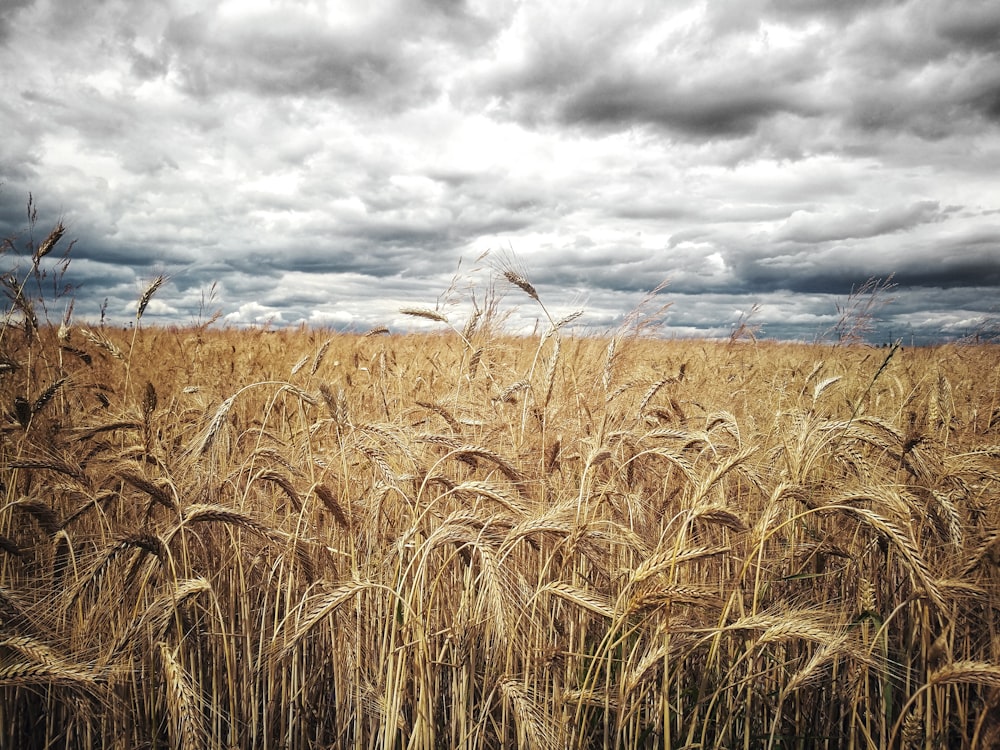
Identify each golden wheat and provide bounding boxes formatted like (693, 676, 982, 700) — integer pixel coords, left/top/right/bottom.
(1, 290, 998, 749)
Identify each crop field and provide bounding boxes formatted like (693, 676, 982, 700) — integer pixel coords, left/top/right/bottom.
(2, 237, 1000, 748)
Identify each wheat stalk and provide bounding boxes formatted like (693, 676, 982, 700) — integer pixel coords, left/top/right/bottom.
(158, 641, 204, 750)
(400, 307, 449, 323)
(499, 678, 557, 750)
(539, 581, 614, 619)
(0, 660, 98, 689)
(277, 580, 374, 659)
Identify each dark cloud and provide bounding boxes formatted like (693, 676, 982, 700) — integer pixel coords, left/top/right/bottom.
(826, 4, 1000, 137)
(0, 0, 32, 43)
(965, 79, 1000, 123)
(560, 74, 800, 138)
(934, 2, 1000, 51)
(469, 4, 823, 141)
(727, 240, 1000, 296)
(891, 255, 1000, 290)
(465, 0, 1000, 147)
(763, 0, 899, 22)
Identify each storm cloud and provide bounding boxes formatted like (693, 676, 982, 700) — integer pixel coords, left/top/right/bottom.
(1, 0, 998, 343)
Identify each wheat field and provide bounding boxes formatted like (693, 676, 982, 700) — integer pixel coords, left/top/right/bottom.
(3, 237, 1000, 748)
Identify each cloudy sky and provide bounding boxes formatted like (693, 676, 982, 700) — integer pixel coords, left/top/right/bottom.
(2, 0, 999, 343)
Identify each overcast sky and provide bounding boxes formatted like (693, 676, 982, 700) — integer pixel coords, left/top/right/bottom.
(2, 0, 999, 343)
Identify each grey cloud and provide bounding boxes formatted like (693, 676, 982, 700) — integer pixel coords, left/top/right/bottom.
(0, 0, 32, 42)
(20, 85, 139, 147)
(888, 236, 1000, 288)
(61, 258, 138, 294)
(963, 76, 1000, 123)
(0, 189, 38, 235)
(845, 75, 1000, 138)
(469, 0, 1000, 150)
(774, 201, 943, 244)
(891, 263, 1000, 290)
(762, 0, 900, 22)
(58, 221, 202, 278)
(726, 239, 1000, 297)
(163, 1, 497, 107)
(832, 5, 1000, 136)
(881, 285, 1000, 343)
(163, 12, 408, 100)
(509, 239, 728, 300)
(655, 286, 994, 346)
(471, 6, 822, 141)
(616, 200, 694, 222)
(560, 74, 801, 138)
(934, 2, 1000, 52)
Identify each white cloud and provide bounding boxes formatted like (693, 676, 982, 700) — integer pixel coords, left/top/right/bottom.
(224, 301, 285, 326)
